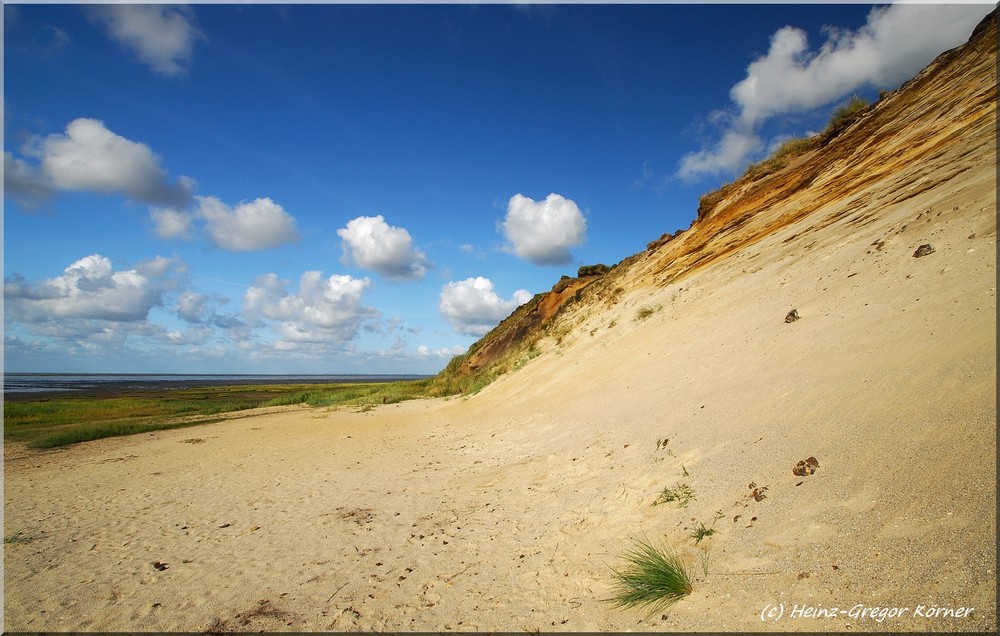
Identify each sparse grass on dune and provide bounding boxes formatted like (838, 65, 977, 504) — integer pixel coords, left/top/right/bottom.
(653, 483, 696, 508)
(424, 337, 544, 397)
(825, 94, 870, 134)
(635, 304, 662, 322)
(741, 135, 819, 180)
(4, 380, 434, 449)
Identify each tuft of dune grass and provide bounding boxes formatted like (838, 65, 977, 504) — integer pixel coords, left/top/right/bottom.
(607, 536, 694, 616)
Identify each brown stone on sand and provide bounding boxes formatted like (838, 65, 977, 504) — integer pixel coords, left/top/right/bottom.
(793, 457, 819, 476)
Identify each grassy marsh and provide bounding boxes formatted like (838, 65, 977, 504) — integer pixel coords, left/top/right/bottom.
(4, 380, 434, 449)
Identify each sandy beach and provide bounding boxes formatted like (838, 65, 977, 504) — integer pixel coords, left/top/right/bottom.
(4, 11, 997, 634)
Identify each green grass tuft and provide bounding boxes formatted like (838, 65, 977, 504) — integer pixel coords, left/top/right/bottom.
(635, 304, 662, 322)
(690, 521, 715, 544)
(825, 94, 870, 133)
(607, 536, 694, 615)
(690, 510, 726, 544)
(653, 483, 696, 508)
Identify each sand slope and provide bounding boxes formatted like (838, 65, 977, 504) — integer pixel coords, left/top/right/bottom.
(3, 11, 996, 634)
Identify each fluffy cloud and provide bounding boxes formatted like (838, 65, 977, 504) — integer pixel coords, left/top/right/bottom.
(150, 207, 195, 240)
(5, 119, 298, 254)
(176, 291, 209, 323)
(337, 215, 430, 281)
(150, 196, 301, 251)
(4, 253, 183, 324)
(11, 118, 194, 207)
(197, 196, 301, 252)
(676, 127, 764, 182)
(439, 276, 532, 337)
(677, 3, 993, 181)
(732, 4, 989, 127)
(244, 271, 378, 345)
(502, 193, 587, 265)
(416, 344, 468, 358)
(87, 4, 203, 77)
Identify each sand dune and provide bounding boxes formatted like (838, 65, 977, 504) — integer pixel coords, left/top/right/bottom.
(3, 11, 996, 634)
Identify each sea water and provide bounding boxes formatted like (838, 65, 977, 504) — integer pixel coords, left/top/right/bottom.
(3, 373, 429, 396)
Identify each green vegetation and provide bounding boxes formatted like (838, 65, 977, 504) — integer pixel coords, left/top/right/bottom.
(578, 263, 612, 277)
(4, 380, 435, 449)
(825, 94, 870, 133)
(608, 536, 694, 615)
(741, 135, 819, 180)
(653, 437, 675, 459)
(653, 483, 696, 508)
(423, 343, 539, 398)
(691, 510, 726, 544)
(698, 547, 711, 577)
(10, 368, 564, 448)
(262, 379, 433, 408)
(635, 304, 662, 322)
(425, 296, 574, 398)
(690, 521, 715, 544)
(772, 135, 817, 159)
(3, 531, 37, 545)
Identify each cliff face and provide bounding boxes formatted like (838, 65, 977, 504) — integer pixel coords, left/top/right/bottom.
(455, 274, 601, 374)
(437, 9, 996, 392)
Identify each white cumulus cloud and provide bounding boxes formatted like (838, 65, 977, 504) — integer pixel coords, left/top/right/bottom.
(197, 195, 301, 252)
(439, 276, 532, 337)
(14, 118, 194, 207)
(244, 271, 378, 345)
(88, 4, 204, 77)
(677, 3, 993, 181)
(416, 344, 468, 358)
(337, 215, 430, 281)
(4, 253, 183, 323)
(676, 127, 764, 183)
(150, 207, 195, 239)
(502, 193, 587, 265)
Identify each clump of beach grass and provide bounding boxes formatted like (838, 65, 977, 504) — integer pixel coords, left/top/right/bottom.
(653, 483, 696, 508)
(607, 536, 694, 615)
(635, 304, 662, 322)
(690, 510, 726, 544)
(825, 94, 870, 133)
(690, 521, 715, 544)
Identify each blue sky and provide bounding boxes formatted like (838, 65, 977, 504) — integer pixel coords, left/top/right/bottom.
(3, 2, 993, 374)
